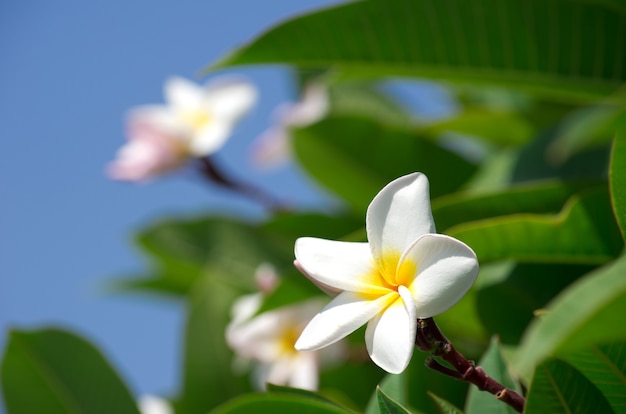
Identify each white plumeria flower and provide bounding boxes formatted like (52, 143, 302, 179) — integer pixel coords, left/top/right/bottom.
(138, 395, 173, 414)
(251, 83, 328, 169)
(294, 172, 479, 374)
(226, 294, 329, 391)
(108, 76, 256, 181)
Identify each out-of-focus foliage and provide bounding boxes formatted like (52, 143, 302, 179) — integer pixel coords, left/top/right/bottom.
(3, 0, 626, 413)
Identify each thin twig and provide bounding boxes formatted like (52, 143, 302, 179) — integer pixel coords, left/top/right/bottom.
(197, 156, 288, 213)
(416, 318, 525, 413)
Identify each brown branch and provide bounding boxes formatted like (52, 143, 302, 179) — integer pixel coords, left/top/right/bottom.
(197, 156, 288, 213)
(416, 318, 525, 413)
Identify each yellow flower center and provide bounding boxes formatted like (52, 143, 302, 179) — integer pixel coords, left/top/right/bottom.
(278, 325, 302, 356)
(360, 251, 417, 298)
(179, 109, 211, 130)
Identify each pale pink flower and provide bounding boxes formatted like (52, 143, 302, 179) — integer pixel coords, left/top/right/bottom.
(251, 83, 328, 169)
(108, 76, 257, 181)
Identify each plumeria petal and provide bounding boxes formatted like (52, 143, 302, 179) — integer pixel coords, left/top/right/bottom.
(286, 352, 319, 391)
(164, 76, 204, 109)
(402, 234, 479, 318)
(204, 78, 257, 121)
(188, 120, 231, 156)
(366, 173, 436, 275)
(365, 285, 417, 373)
(294, 238, 389, 295)
(295, 291, 396, 351)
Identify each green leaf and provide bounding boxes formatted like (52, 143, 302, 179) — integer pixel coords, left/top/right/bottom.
(431, 179, 603, 232)
(465, 337, 518, 414)
(209, 393, 352, 414)
(365, 373, 408, 414)
(1, 328, 140, 414)
(266, 384, 352, 410)
(515, 254, 626, 381)
(421, 109, 534, 146)
(255, 274, 322, 315)
(210, 0, 626, 101)
(293, 116, 476, 213)
(114, 216, 294, 297)
(448, 188, 623, 264)
(547, 104, 626, 163)
(561, 341, 626, 413)
(524, 358, 614, 414)
(377, 387, 412, 414)
(427, 393, 464, 414)
(474, 262, 595, 345)
(177, 275, 249, 413)
(610, 131, 626, 240)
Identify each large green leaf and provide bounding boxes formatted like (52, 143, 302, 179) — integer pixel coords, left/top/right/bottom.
(1, 328, 140, 414)
(610, 131, 626, 240)
(177, 275, 250, 413)
(209, 393, 352, 414)
(210, 0, 626, 101)
(431, 179, 603, 232)
(561, 341, 626, 413)
(514, 254, 626, 381)
(447, 188, 623, 264)
(524, 358, 614, 414)
(465, 337, 518, 414)
(292, 116, 476, 213)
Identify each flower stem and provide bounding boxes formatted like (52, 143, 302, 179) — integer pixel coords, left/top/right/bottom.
(198, 156, 288, 213)
(415, 318, 525, 413)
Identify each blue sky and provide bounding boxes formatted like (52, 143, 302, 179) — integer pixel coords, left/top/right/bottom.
(0, 0, 340, 402)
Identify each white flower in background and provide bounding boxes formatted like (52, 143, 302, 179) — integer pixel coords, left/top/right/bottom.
(294, 173, 479, 374)
(108, 76, 257, 181)
(251, 83, 328, 169)
(138, 395, 173, 414)
(226, 296, 327, 391)
(226, 264, 341, 391)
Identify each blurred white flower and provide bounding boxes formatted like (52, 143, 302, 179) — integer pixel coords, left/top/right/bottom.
(226, 264, 342, 392)
(294, 173, 479, 374)
(251, 83, 328, 169)
(138, 395, 173, 414)
(108, 76, 257, 181)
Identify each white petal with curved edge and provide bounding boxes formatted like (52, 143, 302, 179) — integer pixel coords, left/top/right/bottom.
(295, 238, 389, 295)
(204, 78, 257, 121)
(295, 291, 396, 351)
(366, 173, 436, 272)
(287, 352, 319, 391)
(164, 77, 204, 109)
(402, 234, 479, 318)
(365, 285, 416, 373)
(187, 120, 231, 156)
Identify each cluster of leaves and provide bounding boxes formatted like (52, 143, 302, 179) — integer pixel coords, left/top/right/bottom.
(2, 0, 626, 413)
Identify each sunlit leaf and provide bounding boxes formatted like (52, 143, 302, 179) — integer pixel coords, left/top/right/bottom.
(209, 393, 352, 414)
(210, 0, 626, 101)
(515, 254, 626, 381)
(561, 341, 626, 413)
(1, 328, 140, 414)
(431, 179, 603, 232)
(293, 116, 476, 213)
(524, 358, 614, 414)
(610, 131, 626, 240)
(448, 189, 623, 264)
